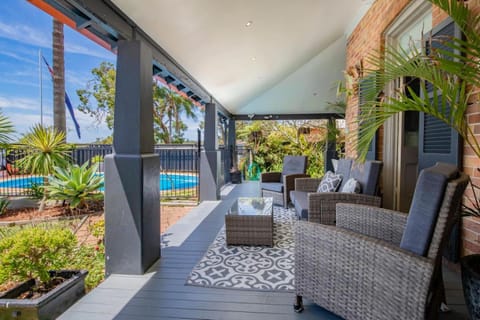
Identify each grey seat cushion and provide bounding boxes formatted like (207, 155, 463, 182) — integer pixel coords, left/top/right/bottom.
(261, 182, 283, 193)
(335, 159, 353, 191)
(282, 155, 308, 176)
(290, 190, 309, 220)
(350, 160, 382, 196)
(399, 163, 458, 256)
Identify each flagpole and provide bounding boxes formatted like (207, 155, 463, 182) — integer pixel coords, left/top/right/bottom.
(39, 49, 43, 126)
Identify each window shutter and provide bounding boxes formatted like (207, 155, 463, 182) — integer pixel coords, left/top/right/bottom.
(418, 18, 462, 171)
(358, 76, 377, 160)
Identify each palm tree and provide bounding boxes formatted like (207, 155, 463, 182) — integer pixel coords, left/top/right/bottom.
(17, 125, 70, 211)
(356, 0, 480, 161)
(53, 19, 66, 138)
(153, 85, 197, 143)
(0, 111, 14, 146)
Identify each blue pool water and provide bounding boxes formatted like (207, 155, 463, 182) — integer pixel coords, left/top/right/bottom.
(0, 174, 198, 191)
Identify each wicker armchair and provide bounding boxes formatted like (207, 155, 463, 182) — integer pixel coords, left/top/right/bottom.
(290, 159, 382, 224)
(260, 155, 308, 208)
(294, 163, 469, 320)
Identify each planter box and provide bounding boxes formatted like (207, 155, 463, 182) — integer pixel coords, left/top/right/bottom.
(0, 270, 88, 320)
(230, 171, 242, 184)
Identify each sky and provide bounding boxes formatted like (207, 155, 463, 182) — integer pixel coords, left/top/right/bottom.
(0, 0, 200, 144)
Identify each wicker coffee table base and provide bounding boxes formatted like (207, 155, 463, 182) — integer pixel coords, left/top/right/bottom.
(225, 213, 273, 246)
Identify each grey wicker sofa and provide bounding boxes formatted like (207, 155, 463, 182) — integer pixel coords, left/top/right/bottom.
(294, 162, 469, 320)
(260, 155, 308, 208)
(290, 158, 382, 224)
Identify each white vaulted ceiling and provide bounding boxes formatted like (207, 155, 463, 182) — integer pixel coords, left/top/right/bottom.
(111, 0, 372, 115)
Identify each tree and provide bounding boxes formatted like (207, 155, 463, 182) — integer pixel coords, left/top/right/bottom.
(52, 19, 66, 137)
(0, 111, 14, 146)
(153, 85, 197, 143)
(236, 120, 333, 177)
(16, 125, 71, 211)
(77, 63, 199, 143)
(356, 0, 480, 161)
(77, 62, 116, 129)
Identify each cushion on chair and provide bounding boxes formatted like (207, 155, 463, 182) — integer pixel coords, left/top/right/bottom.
(281, 156, 308, 177)
(350, 160, 382, 196)
(317, 171, 342, 192)
(399, 163, 458, 256)
(260, 182, 284, 193)
(341, 178, 361, 193)
(335, 158, 353, 191)
(290, 190, 309, 220)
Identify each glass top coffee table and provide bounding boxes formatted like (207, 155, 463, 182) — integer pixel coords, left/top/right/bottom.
(225, 197, 273, 246)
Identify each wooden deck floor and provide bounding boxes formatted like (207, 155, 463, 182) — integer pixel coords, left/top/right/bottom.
(59, 182, 468, 320)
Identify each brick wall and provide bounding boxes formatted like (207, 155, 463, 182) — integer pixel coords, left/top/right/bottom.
(461, 0, 480, 255)
(347, 0, 480, 256)
(345, 0, 410, 158)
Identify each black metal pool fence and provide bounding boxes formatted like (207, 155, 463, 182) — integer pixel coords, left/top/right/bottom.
(0, 144, 200, 201)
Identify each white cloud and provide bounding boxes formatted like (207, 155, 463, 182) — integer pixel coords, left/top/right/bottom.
(65, 69, 91, 88)
(64, 40, 114, 60)
(0, 49, 36, 65)
(0, 21, 115, 60)
(0, 96, 39, 111)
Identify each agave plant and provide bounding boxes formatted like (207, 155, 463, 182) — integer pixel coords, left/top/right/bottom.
(45, 162, 104, 210)
(356, 0, 480, 161)
(16, 125, 71, 211)
(16, 124, 71, 176)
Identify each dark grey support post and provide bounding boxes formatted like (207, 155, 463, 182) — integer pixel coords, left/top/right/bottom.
(325, 118, 337, 173)
(105, 40, 160, 276)
(226, 119, 236, 182)
(200, 103, 220, 200)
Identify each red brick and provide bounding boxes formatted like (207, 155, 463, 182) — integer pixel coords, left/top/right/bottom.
(463, 217, 480, 233)
(463, 228, 480, 242)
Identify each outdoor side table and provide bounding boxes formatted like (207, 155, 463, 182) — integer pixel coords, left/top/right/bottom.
(225, 197, 273, 246)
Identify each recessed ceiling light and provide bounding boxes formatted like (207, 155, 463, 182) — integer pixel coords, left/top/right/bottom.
(313, 92, 318, 96)
(251, 57, 256, 62)
(245, 21, 253, 27)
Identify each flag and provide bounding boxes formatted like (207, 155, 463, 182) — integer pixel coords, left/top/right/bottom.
(42, 55, 81, 139)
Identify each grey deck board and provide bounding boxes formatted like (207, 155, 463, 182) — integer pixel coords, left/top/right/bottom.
(59, 181, 467, 320)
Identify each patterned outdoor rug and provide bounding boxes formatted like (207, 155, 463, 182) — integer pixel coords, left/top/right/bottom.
(186, 206, 295, 292)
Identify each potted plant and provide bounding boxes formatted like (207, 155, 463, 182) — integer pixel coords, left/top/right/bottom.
(0, 226, 87, 320)
(355, 0, 480, 317)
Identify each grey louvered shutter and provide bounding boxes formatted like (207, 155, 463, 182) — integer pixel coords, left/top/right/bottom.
(418, 18, 462, 171)
(358, 75, 377, 161)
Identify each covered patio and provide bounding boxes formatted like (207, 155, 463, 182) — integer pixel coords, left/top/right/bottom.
(26, 0, 477, 319)
(58, 182, 468, 319)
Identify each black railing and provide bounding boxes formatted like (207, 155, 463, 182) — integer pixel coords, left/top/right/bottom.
(0, 144, 199, 201)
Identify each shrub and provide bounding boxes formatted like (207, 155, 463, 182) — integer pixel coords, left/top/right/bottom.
(89, 219, 105, 240)
(0, 227, 77, 284)
(45, 162, 104, 209)
(68, 244, 104, 291)
(0, 198, 9, 215)
(29, 182, 44, 199)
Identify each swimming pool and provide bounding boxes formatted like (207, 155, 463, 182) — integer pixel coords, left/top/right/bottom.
(0, 174, 198, 191)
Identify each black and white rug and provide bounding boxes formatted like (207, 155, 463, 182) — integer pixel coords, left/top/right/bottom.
(186, 206, 295, 292)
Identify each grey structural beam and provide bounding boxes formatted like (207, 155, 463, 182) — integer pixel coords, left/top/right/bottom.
(200, 103, 221, 201)
(324, 118, 337, 173)
(226, 118, 236, 182)
(104, 40, 160, 276)
(234, 113, 344, 121)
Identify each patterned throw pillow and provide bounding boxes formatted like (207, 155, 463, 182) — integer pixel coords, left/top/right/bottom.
(317, 171, 343, 192)
(341, 178, 362, 193)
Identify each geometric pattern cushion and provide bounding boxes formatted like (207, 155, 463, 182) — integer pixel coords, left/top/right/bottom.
(317, 171, 343, 193)
(340, 178, 361, 193)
